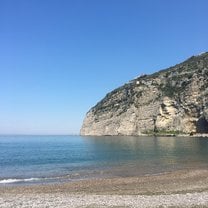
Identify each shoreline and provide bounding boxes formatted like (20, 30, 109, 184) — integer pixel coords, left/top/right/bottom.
(81, 133, 208, 138)
(1, 168, 208, 207)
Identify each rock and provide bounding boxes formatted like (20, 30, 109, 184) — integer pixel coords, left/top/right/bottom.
(80, 52, 208, 136)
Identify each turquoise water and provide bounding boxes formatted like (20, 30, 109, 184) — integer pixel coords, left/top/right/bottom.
(0, 135, 208, 185)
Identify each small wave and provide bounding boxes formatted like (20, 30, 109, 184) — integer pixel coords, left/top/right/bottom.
(0, 178, 40, 184)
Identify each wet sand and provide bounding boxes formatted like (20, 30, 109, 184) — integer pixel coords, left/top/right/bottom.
(1, 168, 208, 207)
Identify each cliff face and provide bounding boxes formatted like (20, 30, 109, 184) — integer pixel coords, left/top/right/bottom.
(80, 52, 208, 136)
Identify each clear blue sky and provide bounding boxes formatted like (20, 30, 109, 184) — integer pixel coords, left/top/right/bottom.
(0, 0, 208, 134)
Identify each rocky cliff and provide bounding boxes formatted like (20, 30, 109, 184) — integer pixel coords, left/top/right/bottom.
(81, 52, 208, 136)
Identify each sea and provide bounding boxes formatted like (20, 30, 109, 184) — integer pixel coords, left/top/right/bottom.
(0, 135, 208, 185)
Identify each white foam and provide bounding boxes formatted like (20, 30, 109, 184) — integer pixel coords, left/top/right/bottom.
(0, 178, 40, 184)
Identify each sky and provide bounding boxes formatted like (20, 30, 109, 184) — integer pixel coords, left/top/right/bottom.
(0, 0, 208, 135)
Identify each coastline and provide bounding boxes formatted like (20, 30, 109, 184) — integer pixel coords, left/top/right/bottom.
(1, 168, 208, 207)
(81, 133, 208, 138)
(139, 133, 208, 137)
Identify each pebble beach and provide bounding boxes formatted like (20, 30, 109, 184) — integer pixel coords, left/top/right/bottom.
(1, 169, 208, 208)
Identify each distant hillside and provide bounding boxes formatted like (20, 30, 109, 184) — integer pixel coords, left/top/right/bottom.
(81, 52, 208, 136)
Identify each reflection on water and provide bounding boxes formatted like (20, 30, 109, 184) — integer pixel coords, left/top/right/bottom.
(0, 135, 208, 181)
(84, 136, 208, 176)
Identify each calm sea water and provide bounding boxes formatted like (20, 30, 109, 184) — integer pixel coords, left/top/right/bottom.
(0, 135, 208, 185)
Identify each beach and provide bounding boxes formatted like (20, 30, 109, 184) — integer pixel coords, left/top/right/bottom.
(1, 168, 208, 207)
